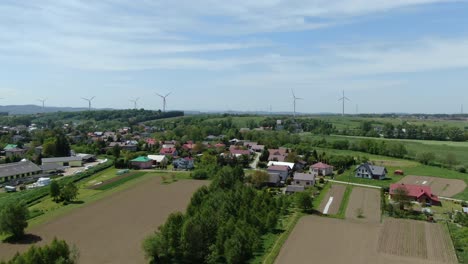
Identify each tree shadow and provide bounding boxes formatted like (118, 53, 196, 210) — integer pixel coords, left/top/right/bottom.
(63, 200, 84, 205)
(3, 234, 42, 245)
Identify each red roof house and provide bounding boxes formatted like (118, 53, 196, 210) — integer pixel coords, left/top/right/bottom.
(389, 183, 441, 206)
(310, 162, 334, 176)
(159, 147, 178, 157)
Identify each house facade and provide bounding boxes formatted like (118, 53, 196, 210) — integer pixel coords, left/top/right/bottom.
(267, 165, 291, 182)
(293, 172, 316, 188)
(311, 162, 334, 176)
(355, 163, 387, 180)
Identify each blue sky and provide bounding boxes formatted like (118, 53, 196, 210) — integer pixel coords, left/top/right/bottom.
(1, 0, 468, 114)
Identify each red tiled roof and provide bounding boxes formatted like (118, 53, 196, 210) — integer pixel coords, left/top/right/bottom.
(390, 183, 440, 202)
(160, 147, 177, 154)
(312, 162, 333, 169)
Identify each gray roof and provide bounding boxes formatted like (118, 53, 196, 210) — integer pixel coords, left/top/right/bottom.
(356, 163, 387, 176)
(42, 156, 83, 163)
(0, 160, 42, 178)
(40, 163, 66, 172)
(294, 173, 316, 181)
(286, 185, 305, 193)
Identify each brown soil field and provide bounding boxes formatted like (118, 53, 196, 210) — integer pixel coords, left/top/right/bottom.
(0, 177, 208, 264)
(318, 184, 346, 215)
(397, 175, 466, 197)
(378, 218, 457, 264)
(275, 216, 441, 264)
(345, 187, 381, 223)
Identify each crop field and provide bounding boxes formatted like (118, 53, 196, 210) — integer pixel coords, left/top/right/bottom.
(397, 175, 467, 197)
(345, 187, 381, 223)
(0, 177, 208, 264)
(276, 216, 457, 264)
(318, 184, 346, 215)
(378, 219, 457, 264)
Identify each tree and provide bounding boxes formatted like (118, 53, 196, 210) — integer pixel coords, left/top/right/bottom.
(392, 186, 412, 210)
(248, 170, 270, 188)
(60, 183, 79, 203)
(1, 238, 78, 264)
(445, 152, 458, 168)
(295, 192, 313, 212)
(259, 148, 269, 162)
(0, 201, 29, 239)
(50, 181, 61, 202)
(416, 152, 435, 165)
(112, 144, 121, 159)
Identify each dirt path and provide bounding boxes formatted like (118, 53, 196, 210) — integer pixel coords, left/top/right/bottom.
(345, 187, 381, 223)
(0, 177, 208, 264)
(318, 184, 346, 215)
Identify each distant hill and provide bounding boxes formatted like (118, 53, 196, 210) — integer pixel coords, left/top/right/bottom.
(0, 105, 97, 115)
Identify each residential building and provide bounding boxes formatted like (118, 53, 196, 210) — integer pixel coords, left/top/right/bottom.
(160, 147, 178, 157)
(293, 172, 316, 188)
(389, 183, 441, 206)
(173, 157, 194, 170)
(130, 156, 153, 169)
(148, 155, 168, 166)
(311, 162, 334, 176)
(268, 148, 288, 162)
(267, 165, 291, 182)
(355, 163, 387, 180)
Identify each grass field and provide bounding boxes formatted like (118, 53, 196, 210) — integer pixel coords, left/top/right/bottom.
(307, 134, 468, 168)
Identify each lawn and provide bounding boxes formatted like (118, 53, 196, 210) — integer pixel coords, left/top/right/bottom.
(307, 134, 468, 168)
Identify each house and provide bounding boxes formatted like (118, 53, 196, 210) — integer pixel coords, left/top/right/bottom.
(108, 142, 138, 152)
(76, 153, 96, 163)
(268, 148, 288, 162)
(311, 162, 334, 176)
(267, 165, 291, 182)
(40, 163, 66, 174)
(355, 163, 387, 180)
(147, 155, 168, 166)
(160, 147, 178, 157)
(130, 156, 153, 169)
(42, 156, 83, 167)
(5, 147, 27, 158)
(182, 142, 195, 151)
(293, 173, 316, 188)
(229, 146, 251, 157)
(0, 160, 42, 182)
(173, 157, 194, 170)
(285, 185, 305, 194)
(389, 183, 441, 206)
(266, 173, 281, 187)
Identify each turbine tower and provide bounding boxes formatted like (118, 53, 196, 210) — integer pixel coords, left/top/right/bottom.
(461, 104, 464, 115)
(338, 90, 350, 116)
(130, 97, 140, 109)
(156, 92, 171, 112)
(292, 89, 303, 118)
(81, 96, 95, 111)
(37, 98, 47, 111)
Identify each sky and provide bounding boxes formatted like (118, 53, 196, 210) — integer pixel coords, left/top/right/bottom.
(1, 0, 468, 114)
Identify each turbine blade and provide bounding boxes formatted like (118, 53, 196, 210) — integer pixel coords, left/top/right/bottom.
(81, 97, 88, 101)
(90, 96, 95, 101)
(165, 92, 172, 97)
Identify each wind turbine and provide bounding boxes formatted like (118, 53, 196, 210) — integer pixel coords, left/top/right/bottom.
(156, 92, 171, 112)
(338, 90, 350, 116)
(37, 98, 47, 111)
(81, 96, 95, 111)
(130, 97, 140, 109)
(292, 89, 303, 118)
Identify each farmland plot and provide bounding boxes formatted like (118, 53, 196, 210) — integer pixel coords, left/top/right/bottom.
(318, 184, 346, 215)
(0, 177, 208, 264)
(345, 187, 381, 223)
(378, 219, 457, 264)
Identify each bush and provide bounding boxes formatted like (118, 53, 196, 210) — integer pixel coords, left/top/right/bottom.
(456, 165, 466, 173)
(191, 169, 208, 180)
(0, 238, 78, 264)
